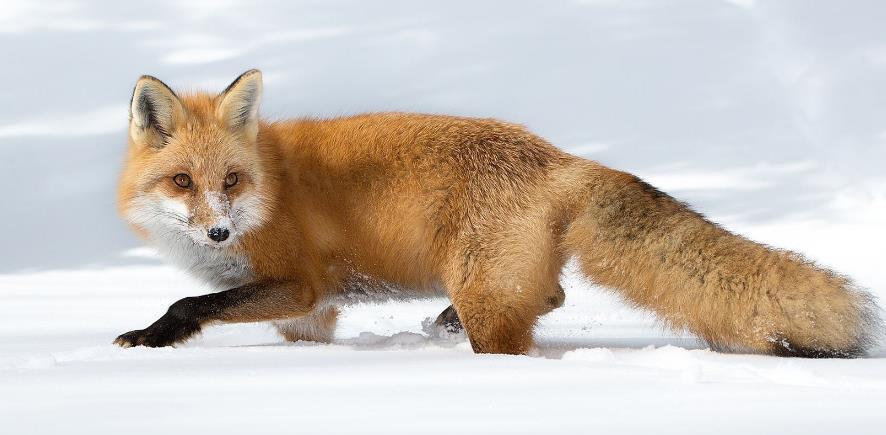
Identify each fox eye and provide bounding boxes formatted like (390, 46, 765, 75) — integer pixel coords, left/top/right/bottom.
(173, 173, 192, 188)
(224, 172, 238, 188)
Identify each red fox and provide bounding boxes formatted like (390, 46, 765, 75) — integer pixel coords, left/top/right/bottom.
(115, 69, 882, 357)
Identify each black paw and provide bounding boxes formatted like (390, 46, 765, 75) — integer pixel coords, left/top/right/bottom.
(113, 315, 201, 348)
(434, 305, 464, 334)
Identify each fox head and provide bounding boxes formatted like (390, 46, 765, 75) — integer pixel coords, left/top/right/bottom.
(118, 70, 273, 251)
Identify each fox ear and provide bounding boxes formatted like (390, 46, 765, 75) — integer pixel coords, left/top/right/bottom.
(129, 75, 183, 147)
(217, 69, 262, 138)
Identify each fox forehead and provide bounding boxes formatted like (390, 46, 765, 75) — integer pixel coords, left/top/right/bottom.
(178, 92, 222, 125)
(138, 95, 256, 177)
(168, 93, 240, 152)
(162, 129, 243, 172)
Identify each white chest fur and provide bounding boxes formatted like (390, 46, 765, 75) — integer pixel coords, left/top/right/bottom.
(153, 236, 252, 290)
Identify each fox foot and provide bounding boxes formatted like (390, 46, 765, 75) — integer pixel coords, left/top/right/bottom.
(114, 307, 202, 348)
(434, 305, 464, 334)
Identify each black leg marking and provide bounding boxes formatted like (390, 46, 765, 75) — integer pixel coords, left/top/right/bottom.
(434, 305, 464, 334)
(113, 297, 203, 348)
(114, 281, 311, 348)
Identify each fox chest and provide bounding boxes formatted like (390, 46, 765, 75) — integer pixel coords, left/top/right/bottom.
(154, 239, 253, 290)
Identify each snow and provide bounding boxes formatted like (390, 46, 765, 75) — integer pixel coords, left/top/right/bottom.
(2, 254, 885, 434)
(3, 0, 886, 433)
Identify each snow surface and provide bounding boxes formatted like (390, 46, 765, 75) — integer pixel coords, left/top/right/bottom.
(3, 0, 886, 433)
(2, 251, 885, 434)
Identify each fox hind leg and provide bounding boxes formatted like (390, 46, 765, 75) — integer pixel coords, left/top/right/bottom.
(448, 279, 538, 354)
(434, 283, 565, 333)
(444, 250, 565, 354)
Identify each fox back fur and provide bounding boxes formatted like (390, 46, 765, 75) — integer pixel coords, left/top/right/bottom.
(116, 69, 882, 357)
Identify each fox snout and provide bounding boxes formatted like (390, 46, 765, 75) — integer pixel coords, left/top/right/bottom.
(207, 227, 230, 242)
(192, 191, 238, 246)
(193, 211, 236, 247)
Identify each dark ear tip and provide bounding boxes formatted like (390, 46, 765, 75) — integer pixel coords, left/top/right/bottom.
(134, 75, 178, 98)
(137, 74, 162, 84)
(222, 69, 263, 96)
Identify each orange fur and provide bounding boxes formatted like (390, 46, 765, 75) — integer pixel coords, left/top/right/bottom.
(118, 70, 882, 356)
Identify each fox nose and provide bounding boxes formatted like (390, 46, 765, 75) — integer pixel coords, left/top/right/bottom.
(207, 227, 230, 242)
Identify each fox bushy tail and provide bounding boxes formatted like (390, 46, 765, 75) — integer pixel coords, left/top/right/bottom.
(562, 163, 882, 357)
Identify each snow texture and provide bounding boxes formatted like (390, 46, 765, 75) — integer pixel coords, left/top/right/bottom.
(2, 0, 886, 433)
(1, 261, 885, 434)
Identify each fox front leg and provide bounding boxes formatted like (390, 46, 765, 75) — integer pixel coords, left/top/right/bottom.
(114, 281, 315, 348)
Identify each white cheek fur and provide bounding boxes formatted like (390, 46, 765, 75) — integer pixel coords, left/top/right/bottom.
(161, 198, 189, 219)
(231, 192, 270, 234)
(126, 196, 189, 232)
